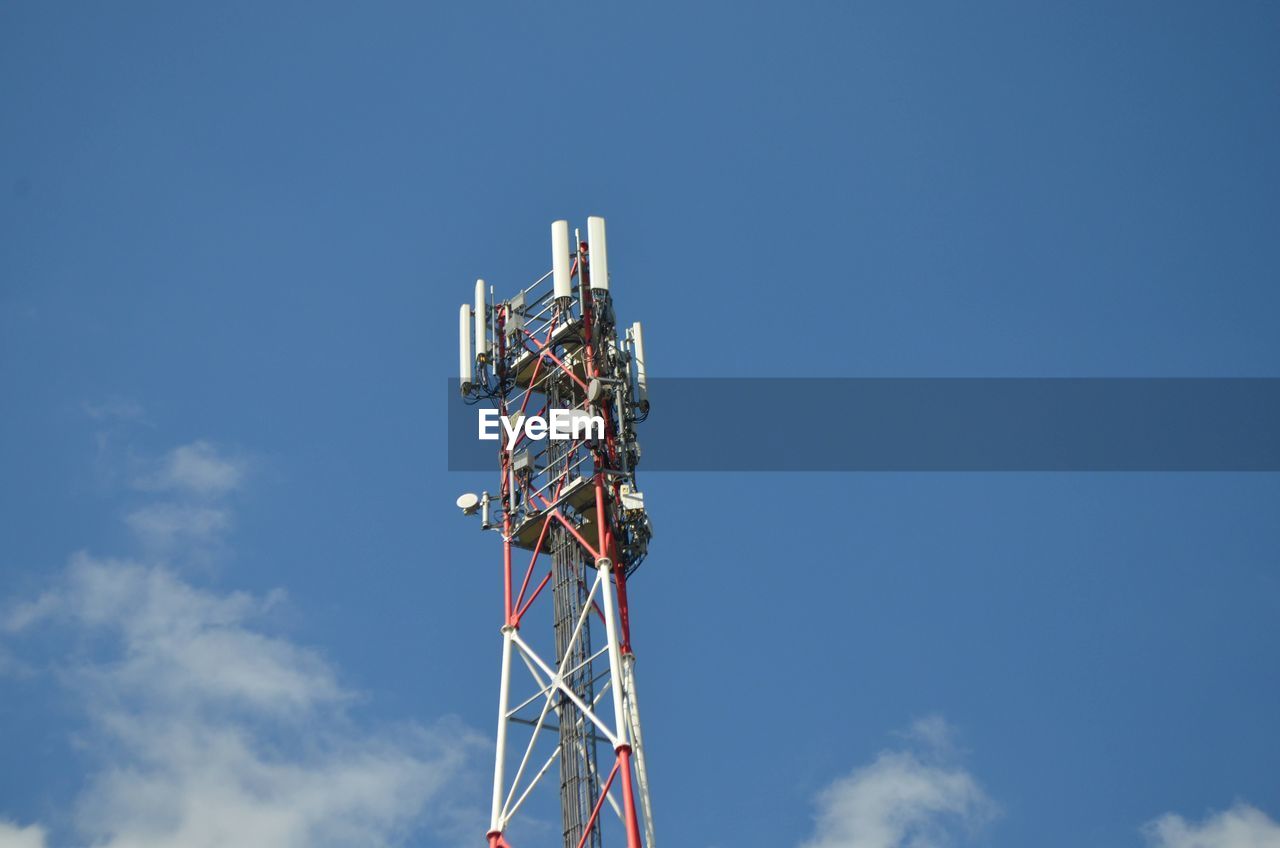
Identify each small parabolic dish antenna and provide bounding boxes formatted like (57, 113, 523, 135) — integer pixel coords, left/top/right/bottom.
(456, 492, 481, 515)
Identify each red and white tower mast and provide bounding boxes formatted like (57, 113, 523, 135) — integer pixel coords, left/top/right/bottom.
(458, 217, 655, 848)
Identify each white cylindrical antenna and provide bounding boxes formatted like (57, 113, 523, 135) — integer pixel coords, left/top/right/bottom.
(631, 320, 649, 412)
(587, 216, 609, 291)
(551, 220, 573, 303)
(459, 303, 473, 394)
(474, 278, 489, 363)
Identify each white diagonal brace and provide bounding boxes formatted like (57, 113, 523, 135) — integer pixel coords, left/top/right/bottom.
(505, 741, 561, 822)
(510, 630, 620, 749)
(501, 655, 561, 819)
(489, 627, 514, 835)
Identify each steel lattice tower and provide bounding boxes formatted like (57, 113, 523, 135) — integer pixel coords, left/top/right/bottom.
(457, 217, 655, 848)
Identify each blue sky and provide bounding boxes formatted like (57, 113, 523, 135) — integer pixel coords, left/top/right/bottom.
(2, 2, 1278, 847)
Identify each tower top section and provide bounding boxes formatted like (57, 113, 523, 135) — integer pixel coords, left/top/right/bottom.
(458, 217, 653, 577)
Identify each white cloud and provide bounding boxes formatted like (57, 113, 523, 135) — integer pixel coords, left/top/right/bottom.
(125, 504, 231, 552)
(2, 435, 484, 846)
(123, 442, 245, 554)
(2, 593, 61, 635)
(6, 553, 338, 714)
(1145, 804, 1280, 848)
(0, 821, 46, 848)
(800, 718, 995, 848)
(896, 715, 960, 758)
(75, 713, 477, 848)
(135, 441, 245, 497)
(83, 398, 147, 424)
(4, 554, 484, 847)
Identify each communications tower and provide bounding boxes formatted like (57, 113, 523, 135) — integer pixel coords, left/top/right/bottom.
(456, 217, 656, 848)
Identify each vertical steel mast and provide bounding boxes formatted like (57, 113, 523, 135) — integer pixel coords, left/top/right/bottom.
(458, 218, 655, 848)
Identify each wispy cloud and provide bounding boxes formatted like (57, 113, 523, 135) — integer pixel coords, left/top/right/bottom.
(799, 720, 1280, 848)
(0, 820, 46, 848)
(125, 503, 231, 552)
(0, 435, 483, 847)
(800, 717, 995, 848)
(82, 398, 148, 424)
(5, 553, 336, 714)
(121, 440, 245, 557)
(134, 440, 245, 497)
(1144, 803, 1280, 848)
(895, 715, 962, 758)
(5, 553, 483, 847)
